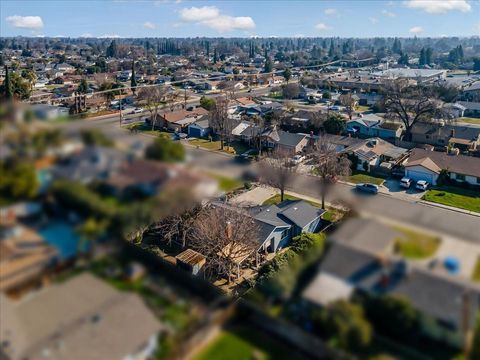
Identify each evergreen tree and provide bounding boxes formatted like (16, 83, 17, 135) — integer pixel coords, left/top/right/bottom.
(419, 48, 427, 66)
(106, 40, 117, 58)
(425, 48, 432, 65)
(3, 66, 13, 100)
(206, 41, 210, 57)
(213, 48, 218, 64)
(131, 60, 137, 94)
(264, 56, 273, 73)
(328, 39, 335, 58)
(392, 38, 402, 55)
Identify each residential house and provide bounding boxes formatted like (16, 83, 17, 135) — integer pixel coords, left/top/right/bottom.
(187, 117, 210, 138)
(456, 101, 480, 118)
(152, 108, 209, 133)
(404, 148, 480, 186)
(302, 218, 480, 348)
(347, 114, 403, 141)
(51, 146, 126, 184)
(103, 159, 218, 199)
(350, 138, 408, 173)
(261, 126, 310, 155)
(0, 273, 163, 360)
(410, 122, 480, 151)
(0, 224, 58, 293)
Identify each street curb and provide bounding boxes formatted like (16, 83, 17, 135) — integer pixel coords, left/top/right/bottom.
(416, 200, 480, 217)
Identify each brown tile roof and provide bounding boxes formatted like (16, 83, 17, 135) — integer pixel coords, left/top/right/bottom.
(159, 108, 208, 123)
(405, 148, 480, 177)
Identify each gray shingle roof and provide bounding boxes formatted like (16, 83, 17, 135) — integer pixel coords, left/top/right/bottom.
(277, 200, 325, 229)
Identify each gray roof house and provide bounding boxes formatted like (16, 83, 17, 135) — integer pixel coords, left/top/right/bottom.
(250, 200, 325, 254)
(261, 126, 310, 154)
(0, 273, 163, 360)
(302, 219, 480, 347)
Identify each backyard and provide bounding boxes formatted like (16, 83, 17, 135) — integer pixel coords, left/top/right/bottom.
(422, 186, 480, 213)
(194, 326, 307, 360)
(393, 226, 441, 259)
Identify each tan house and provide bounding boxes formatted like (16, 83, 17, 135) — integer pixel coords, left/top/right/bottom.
(153, 107, 208, 132)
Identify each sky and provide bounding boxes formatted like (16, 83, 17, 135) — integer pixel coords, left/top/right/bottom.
(1, 0, 479, 38)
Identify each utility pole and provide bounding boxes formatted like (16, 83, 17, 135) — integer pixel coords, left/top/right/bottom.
(462, 290, 473, 359)
(119, 96, 123, 126)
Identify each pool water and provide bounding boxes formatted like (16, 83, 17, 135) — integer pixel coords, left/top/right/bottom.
(39, 222, 82, 260)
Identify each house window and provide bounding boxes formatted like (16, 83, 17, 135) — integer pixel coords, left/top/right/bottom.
(426, 135, 430, 139)
(280, 228, 289, 239)
(438, 139, 444, 144)
(456, 174, 465, 181)
(476, 177, 480, 184)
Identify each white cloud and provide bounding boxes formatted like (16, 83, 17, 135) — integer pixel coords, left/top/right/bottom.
(324, 8, 337, 15)
(315, 23, 331, 31)
(294, 34, 305, 38)
(6, 15, 44, 29)
(80, 33, 93, 38)
(381, 9, 396, 17)
(178, 6, 255, 33)
(99, 34, 121, 38)
(143, 21, 156, 29)
(369, 17, 378, 24)
(404, 0, 471, 14)
(409, 26, 424, 34)
(179, 6, 220, 22)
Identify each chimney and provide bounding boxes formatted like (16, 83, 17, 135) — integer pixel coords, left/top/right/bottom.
(451, 128, 455, 138)
(225, 221, 232, 239)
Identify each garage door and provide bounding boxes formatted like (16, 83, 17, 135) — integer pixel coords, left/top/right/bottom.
(406, 169, 434, 183)
(188, 127, 201, 138)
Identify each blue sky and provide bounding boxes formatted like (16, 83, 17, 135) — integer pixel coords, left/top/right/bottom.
(1, 0, 479, 38)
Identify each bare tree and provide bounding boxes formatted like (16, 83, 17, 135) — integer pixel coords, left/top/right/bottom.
(137, 85, 169, 130)
(190, 205, 259, 282)
(282, 83, 300, 99)
(260, 148, 297, 202)
(314, 135, 351, 209)
(382, 79, 447, 141)
(339, 93, 356, 120)
(210, 97, 232, 150)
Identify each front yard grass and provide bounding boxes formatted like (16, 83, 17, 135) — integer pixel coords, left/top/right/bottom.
(458, 117, 480, 124)
(124, 123, 172, 138)
(194, 326, 306, 360)
(345, 171, 386, 185)
(472, 257, 480, 282)
(393, 226, 441, 259)
(204, 172, 244, 192)
(422, 186, 480, 213)
(188, 139, 250, 155)
(356, 105, 371, 113)
(262, 194, 322, 208)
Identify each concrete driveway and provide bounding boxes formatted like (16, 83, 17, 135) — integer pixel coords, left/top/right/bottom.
(430, 236, 480, 279)
(230, 186, 277, 207)
(381, 179, 425, 200)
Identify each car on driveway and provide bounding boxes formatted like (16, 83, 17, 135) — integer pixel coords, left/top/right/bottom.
(415, 180, 429, 191)
(400, 177, 413, 189)
(291, 154, 306, 164)
(355, 183, 379, 194)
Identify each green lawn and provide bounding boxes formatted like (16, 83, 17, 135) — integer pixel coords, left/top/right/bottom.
(195, 327, 306, 360)
(393, 226, 441, 259)
(124, 123, 171, 138)
(458, 117, 480, 124)
(345, 171, 386, 185)
(356, 105, 371, 113)
(472, 257, 480, 282)
(262, 194, 322, 208)
(204, 172, 244, 192)
(189, 139, 250, 155)
(422, 186, 480, 213)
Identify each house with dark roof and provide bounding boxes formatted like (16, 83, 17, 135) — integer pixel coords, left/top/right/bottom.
(404, 148, 480, 186)
(261, 126, 310, 154)
(0, 273, 163, 360)
(410, 122, 480, 151)
(347, 114, 403, 141)
(250, 199, 325, 254)
(302, 218, 480, 348)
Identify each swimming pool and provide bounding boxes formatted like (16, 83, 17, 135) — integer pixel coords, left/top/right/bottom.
(39, 222, 82, 260)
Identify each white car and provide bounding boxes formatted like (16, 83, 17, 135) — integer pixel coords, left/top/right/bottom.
(416, 180, 429, 191)
(292, 155, 305, 164)
(132, 108, 143, 114)
(400, 177, 413, 189)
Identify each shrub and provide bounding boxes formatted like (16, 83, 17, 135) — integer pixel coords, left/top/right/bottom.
(145, 135, 185, 162)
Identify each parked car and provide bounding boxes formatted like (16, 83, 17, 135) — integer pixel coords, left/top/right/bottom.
(235, 149, 256, 163)
(132, 107, 143, 114)
(415, 180, 429, 191)
(355, 183, 379, 194)
(291, 155, 305, 164)
(400, 177, 413, 189)
(173, 132, 187, 140)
